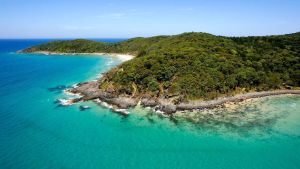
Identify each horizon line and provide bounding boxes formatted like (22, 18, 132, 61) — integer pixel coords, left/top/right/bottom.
(0, 31, 299, 40)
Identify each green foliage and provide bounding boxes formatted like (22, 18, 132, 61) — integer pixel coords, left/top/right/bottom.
(24, 32, 300, 100)
(143, 76, 159, 92)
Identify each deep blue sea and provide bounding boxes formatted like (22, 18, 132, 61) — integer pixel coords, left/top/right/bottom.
(0, 39, 300, 169)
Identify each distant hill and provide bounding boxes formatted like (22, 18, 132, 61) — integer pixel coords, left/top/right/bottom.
(23, 32, 300, 100)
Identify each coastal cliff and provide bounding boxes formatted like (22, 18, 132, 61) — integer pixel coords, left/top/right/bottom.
(22, 32, 300, 114)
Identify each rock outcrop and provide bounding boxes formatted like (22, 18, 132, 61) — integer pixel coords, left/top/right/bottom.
(67, 81, 300, 115)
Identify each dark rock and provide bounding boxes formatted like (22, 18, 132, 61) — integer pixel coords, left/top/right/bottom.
(141, 98, 158, 107)
(48, 85, 67, 92)
(160, 104, 177, 114)
(79, 105, 90, 111)
(110, 97, 138, 109)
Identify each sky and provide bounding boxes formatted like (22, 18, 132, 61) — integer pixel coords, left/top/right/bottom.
(0, 0, 300, 38)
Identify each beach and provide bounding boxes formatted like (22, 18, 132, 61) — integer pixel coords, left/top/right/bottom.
(26, 51, 135, 61)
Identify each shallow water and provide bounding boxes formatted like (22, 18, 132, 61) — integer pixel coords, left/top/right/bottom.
(0, 40, 300, 169)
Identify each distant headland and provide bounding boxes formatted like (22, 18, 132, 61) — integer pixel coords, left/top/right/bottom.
(21, 32, 300, 114)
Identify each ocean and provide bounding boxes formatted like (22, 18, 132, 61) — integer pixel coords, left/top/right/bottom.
(0, 39, 299, 169)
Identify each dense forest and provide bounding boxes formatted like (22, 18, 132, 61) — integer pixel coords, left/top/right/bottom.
(23, 32, 300, 100)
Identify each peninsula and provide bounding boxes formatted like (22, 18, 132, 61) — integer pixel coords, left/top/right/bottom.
(22, 32, 300, 114)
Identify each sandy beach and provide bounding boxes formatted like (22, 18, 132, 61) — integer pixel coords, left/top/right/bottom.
(29, 51, 135, 61)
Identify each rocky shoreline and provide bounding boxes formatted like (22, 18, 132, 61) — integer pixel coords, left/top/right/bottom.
(65, 81, 300, 115)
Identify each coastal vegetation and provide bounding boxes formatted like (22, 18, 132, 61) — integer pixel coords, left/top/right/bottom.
(23, 32, 300, 101)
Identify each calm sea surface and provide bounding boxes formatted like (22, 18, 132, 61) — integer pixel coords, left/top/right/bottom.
(0, 40, 299, 169)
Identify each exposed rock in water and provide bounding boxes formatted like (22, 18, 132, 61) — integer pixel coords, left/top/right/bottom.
(48, 85, 68, 92)
(160, 104, 177, 115)
(79, 105, 90, 111)
(157, 99, 177, 115)
(67, 81, 138, 109)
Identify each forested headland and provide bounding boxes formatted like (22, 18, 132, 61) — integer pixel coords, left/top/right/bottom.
(23, 32, 300, 101)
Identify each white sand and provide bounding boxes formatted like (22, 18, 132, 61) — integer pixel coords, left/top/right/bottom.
(94, 53, 134, 61)
(33, 51, 135, 61)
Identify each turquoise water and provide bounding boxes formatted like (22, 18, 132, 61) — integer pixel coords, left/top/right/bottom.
(0, 40, 300, 169)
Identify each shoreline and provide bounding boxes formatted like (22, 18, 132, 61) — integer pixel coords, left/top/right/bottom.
(176, 90, 300, 111)
(65, 81, 300, 115)
(22, 51, 135, 61)
(20, 51, 299, 115)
